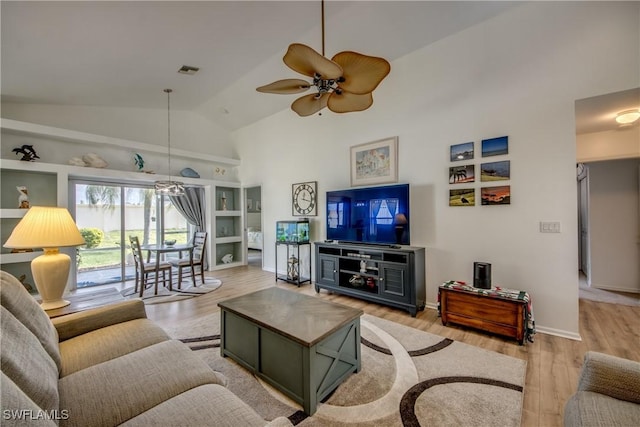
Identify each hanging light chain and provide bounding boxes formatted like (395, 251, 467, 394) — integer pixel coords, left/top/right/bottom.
(155, 88, 184, 196)
(164, 88, 173, 177)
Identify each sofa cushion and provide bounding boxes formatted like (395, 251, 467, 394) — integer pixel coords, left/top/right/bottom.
(0, 271, 60, 370)
(58, 340, 225, 427)
(564, 391, 640, 426)
(58, 318, 170, 376)
(1, 372, 58, 427)
(119, 384, 268, 427)
(1, 306, 59, 416)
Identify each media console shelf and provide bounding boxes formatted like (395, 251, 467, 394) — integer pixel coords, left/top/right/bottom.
(314, 242, 425, 316)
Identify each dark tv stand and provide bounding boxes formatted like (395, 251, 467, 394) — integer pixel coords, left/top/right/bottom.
(314, 242, 426, 316)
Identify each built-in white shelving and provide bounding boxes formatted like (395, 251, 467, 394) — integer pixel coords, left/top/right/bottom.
(1, 118, 241, 167)
(1, 120, 246, 282)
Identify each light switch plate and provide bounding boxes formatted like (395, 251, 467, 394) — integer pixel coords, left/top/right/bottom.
(540, 221, 561, 233)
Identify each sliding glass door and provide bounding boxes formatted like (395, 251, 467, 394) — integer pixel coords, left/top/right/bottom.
(73, 181, 188, 288)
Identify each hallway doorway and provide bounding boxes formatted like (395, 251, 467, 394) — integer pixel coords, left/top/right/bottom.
(245, 185, 262, 268)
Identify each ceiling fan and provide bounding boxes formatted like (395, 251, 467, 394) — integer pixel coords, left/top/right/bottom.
(256, 0, 390, 117)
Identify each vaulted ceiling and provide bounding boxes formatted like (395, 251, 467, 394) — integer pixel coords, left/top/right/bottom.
(2, 1, 637, 134)
(1, 1, 518, 131)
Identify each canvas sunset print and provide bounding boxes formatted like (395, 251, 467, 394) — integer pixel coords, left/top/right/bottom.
(481, 186, 511, 205)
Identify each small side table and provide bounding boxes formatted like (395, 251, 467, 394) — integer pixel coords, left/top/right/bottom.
(275, 241, 312, 287)
(44, 288, 125, 319)
(438, 281, 535, 345)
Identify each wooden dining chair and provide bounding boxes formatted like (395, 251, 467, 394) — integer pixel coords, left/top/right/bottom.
(129, 235, 173, 296)
(169, 231, 207, 288)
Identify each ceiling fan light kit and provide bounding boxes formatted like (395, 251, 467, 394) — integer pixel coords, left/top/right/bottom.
(256, 1, 390, 117)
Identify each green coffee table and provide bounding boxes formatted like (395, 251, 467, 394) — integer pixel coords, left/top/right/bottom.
(218, 287, 362, 415)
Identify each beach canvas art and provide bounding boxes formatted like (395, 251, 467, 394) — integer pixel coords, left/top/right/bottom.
(481, 136, 508, 157)
(481, 186, 511, 205)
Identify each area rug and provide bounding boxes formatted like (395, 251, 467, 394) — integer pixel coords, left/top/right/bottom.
(121, 277, 222, 304)
(163, 312, 526, 426)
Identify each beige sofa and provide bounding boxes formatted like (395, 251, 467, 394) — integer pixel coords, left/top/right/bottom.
(1, 271, 292, 427)
(564, 351, 640, 426)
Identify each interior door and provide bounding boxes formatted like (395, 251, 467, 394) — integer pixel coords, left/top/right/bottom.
(577, 163, 590, 282)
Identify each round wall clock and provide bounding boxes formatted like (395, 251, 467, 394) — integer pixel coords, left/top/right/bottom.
(292, 181, 317, 216)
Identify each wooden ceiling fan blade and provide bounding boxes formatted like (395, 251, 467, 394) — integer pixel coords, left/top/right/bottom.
(256, 79, 311, 94)
(284, 43, 343, 79)
(291, 93, 329, 117)
(332, 51, 390, 95)
(327, 91, 373, 113)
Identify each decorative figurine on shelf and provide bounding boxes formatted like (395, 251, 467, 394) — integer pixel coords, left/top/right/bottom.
(349, 274, 364, 287)
(12, 145, 40, 161)
(287, 255, 299, 280)
(222, 253, 234, 264)
(82, 153, 108, 168)
(134, 153, 145, 171)
(360, 259, 367, 274)
(221, 192, 228, 210)
(17, 186, 29, 209)
(68, 157, 87, 166)
(180, 167, 200, 178)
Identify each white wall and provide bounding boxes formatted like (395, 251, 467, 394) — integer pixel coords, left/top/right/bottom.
(577, 127, 640, 162)
(233, 2, 640, 338)
(588, 159, 640, 292)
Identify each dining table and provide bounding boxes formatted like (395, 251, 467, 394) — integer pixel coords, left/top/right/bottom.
(140, 242, 195, 290)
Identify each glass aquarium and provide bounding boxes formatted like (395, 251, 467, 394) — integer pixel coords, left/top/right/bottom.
(276, 219, 310, 243)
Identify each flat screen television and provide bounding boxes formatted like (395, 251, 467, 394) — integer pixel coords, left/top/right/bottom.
(326, 184, 410, 246)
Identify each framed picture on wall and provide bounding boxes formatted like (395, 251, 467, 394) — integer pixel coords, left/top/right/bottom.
(481, 185, 511, 205)
(450, 142, 474, 162)
(481, 136, 509, 157)
(480, 161, 510, 182)
(449, 188, 475, 206)
(350, 136, 398, 186)
(449, 164, 475, 184)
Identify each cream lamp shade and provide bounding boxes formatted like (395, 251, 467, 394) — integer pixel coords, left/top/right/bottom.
(4, 206, 85, 310)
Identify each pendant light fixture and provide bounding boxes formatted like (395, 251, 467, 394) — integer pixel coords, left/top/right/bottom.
(155, 88, 185, 196)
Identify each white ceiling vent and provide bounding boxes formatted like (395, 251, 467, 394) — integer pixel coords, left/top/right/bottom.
(178, 65, 200, 75)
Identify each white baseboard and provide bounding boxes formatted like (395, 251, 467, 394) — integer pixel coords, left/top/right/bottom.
(535, 326, 582, 341)
(590, 283, 640, 294)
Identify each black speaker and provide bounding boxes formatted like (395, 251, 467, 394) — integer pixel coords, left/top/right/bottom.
(473, 262, 492, 289)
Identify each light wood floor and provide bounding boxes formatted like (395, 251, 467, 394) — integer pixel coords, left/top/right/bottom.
(144, 265, 640, 427)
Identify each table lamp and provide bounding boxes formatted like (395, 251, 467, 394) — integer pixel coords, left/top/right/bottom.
(3, 206, 86, 310)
